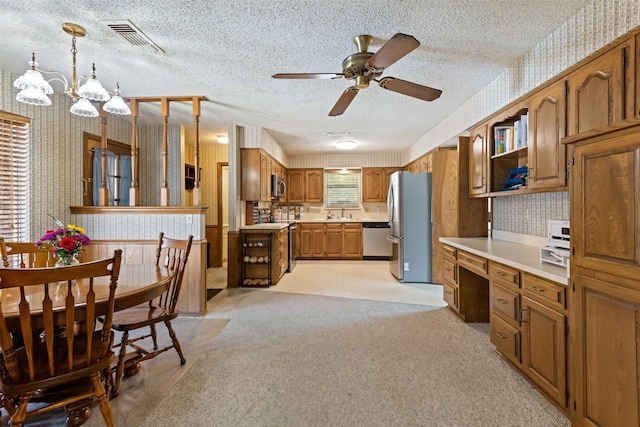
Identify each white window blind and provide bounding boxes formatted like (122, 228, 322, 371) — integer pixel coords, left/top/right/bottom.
(325, 168, 361, 208)
(0, 113, 30, 242)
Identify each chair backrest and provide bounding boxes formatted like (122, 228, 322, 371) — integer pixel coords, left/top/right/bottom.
(0, 237, 56, 268)
(0, 250, 122, 385)
(155, 232, 193, 312)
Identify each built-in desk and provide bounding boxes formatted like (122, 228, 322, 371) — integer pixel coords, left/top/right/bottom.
(439, 236, 570, 413)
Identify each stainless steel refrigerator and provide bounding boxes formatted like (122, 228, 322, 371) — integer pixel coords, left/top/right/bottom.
(387, 171, 432, 282)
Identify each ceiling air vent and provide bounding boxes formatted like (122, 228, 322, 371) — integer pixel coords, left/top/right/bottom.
(102, 19, 164, 53)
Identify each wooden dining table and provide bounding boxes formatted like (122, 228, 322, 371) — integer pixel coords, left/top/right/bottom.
(0, 263, 175, 426)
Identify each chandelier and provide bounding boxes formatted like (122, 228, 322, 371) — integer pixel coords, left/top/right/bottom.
(13, 22, 130, 117)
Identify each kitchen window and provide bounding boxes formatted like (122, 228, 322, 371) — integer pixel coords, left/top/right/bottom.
(324, 168, 361, 208)
(0, 112, 30, 242)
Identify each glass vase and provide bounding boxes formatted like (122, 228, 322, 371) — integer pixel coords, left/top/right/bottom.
(55, 255, 80, 267)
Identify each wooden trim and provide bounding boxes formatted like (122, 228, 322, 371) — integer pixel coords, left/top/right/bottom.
(0, 111, 31, 123)
(70, 206, 209, 214)
(123, 96, 207, 102)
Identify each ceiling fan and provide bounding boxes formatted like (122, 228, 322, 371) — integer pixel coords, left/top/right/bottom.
(272, 33, 442, 116)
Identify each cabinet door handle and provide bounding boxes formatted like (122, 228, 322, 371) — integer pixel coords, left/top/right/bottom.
(496, 271, 505, 276)
(529, 286, 544, 292)
(465, 258, 473, 263)
(445, 267, 452, 272)
(496, 298, 508, 304)
(495, 332, 506, 339)
(444, 290, 453, 295)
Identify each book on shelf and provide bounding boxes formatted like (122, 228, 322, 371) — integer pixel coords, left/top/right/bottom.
(516, 113, 528, 148)
(494, 125, 513, 155)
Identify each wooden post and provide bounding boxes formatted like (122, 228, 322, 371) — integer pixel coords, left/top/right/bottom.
(129, 99, 139, 206)
(192, 97, 201, 206)
(160, 98, 170, 206)
(98, 106, 109, 206)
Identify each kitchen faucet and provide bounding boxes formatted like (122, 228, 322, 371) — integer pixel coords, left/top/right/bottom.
(341, 205, 345, 219)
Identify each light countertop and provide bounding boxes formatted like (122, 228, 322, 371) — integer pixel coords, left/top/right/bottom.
(439, 237, 569, 286)
(240, 223, 289, 230)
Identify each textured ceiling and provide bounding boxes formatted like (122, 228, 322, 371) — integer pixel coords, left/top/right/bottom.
(1, 0, 590, 154)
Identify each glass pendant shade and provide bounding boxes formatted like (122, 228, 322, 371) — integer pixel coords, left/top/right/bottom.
(70, 98, 99, 117)
(77, 77, 110, 102)
(14, 68, 54, 106)
(103, 95, 131, 115)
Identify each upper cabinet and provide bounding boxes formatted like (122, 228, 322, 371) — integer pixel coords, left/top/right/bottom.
(467, 32, 638, 198)
(286, 168, 323, 203)
(528, 80, 567, 190)
(469, 124, 488, 197)
(241, 148, 285, 202)
(567, 37, 633, 136)
(362, 167, 402, 202)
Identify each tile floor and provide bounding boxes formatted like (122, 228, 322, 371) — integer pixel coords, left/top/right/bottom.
(207, 260, 447, 307)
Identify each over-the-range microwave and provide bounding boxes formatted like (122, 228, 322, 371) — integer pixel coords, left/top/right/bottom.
(271, 174, 286, 198)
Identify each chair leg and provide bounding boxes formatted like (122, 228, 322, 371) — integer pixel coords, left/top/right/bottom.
(9, 393, 32, 427)
(90, 371, 114, 427)
(149, 323, 159, 350)
(164, 320, 186, 365)
(113, 330, 129, 397)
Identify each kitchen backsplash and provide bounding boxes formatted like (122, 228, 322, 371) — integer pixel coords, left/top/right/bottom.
(493, 192, 570, 237)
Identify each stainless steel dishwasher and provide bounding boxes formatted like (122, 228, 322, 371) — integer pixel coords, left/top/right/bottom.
(362, 222, 392, 260)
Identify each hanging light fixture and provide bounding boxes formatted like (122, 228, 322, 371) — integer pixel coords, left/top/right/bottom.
(13, 22, 130, 117)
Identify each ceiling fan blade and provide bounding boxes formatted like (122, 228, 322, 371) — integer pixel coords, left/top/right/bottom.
(272, 73, 344, 79)
(366, 33, 420, 71)
(378, 77, 442, 102)
(329, 87, 359, 116)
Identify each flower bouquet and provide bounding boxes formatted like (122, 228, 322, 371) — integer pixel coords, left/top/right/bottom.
(36, 215, 92, 266)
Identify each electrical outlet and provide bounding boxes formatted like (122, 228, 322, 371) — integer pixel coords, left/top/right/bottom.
(186, 214, 193, 224)
(523, 209, 529, 220)
(376, 206, 381, 213)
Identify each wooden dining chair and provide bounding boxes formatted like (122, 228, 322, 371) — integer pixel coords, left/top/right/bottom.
(0, 250, 122, 427)
(0, 237, 56, 268)
(108, 233, 193, 396)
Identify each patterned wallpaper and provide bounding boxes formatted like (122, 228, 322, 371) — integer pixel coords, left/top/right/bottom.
(288, 152, 403, 168)
(493, 192, 570, 237)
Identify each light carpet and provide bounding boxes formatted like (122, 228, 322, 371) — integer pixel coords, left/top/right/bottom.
(149, 289, 568, 427)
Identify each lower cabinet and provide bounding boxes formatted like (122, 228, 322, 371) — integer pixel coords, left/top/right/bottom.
(240, 228, 288, 286)
(488, 263, 568, 413)
(442, 245, 489, 322)
(298, 222, 362, 259)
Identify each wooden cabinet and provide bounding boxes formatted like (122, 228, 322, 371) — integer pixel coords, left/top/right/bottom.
(566, 120, 640, 426)
(286, 169, 323, 203)
(241, 149, 285, 202)
(488, 261, 569, 412)
(528, 79, 567, 190)
(362, 167, 402, 202)
(305, 169, 323, 203)
(567, 37, 633, 136)
(277, 227, 288, 279)
(431, 139, 487, 285)
(325, 223, 343, 258)
(442, 245, 459, 313)
(469, 124, 488, 196)
(286, 169, 305, 203)
(298, 222, 362, 259)
(298, 223, 325, 258)
(520, 274, 567, 409)
(487, 104, 529, 193)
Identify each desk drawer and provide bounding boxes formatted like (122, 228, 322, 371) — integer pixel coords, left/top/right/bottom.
(442, 282, 458, 311)
(490, 313, 521, 364)
(458, 250, 488, 276)
(443, 259, 457, 285)
(522, 273, 565, 311)
(443, 245, 457, 262)
(490, 283, 519, 324)
(489, 261, 520, 290)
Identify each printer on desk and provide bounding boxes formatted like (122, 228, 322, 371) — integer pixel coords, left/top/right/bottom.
(540, 220, 570, 269)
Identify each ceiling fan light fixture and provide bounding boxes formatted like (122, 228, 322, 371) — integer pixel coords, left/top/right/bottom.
(336, 140, 356, 150)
